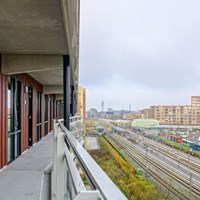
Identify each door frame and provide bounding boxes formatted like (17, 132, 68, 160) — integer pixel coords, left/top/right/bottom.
(28, 86, 33, 147)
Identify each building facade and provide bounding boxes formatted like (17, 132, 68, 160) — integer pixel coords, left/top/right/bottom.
(87, 108, 98, 118)
(143, 96, 200, 126)
(142, 109, 151, 119)
(0, 0, 80, 169)
(77, 86, 86, 134)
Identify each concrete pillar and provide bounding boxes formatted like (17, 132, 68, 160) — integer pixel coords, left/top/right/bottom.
(63, 55, 70, 130)
(70, 86, 75, 116)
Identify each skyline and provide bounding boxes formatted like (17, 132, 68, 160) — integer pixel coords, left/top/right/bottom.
(86, 95, 199, 112)
(79, 0, 200, 111)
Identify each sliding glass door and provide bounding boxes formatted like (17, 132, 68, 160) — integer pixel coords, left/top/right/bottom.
(7, 77, 21, 163)
(36, 91, 42, 141)
(44, 95, 48, 135)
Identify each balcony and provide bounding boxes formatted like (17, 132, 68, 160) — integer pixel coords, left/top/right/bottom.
(0, 117, 127, 200)
(0, 1, 127, 199)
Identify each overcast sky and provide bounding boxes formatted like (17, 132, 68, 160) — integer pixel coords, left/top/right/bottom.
(79, 0, 200, 111)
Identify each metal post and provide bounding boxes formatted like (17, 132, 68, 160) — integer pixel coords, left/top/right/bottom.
(53, 120, 65, 200)
(70, 86, 75, 116)
(74, 94, 77, 114)
(63, 55, 70, 130)
(52, 120, 58, 199)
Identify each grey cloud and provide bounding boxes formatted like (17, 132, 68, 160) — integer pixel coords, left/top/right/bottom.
(80, 0, 200, 109)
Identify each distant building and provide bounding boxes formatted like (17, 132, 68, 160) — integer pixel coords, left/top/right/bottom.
(101, 99, 104, 112)
(143, 96, 200, 126)
(123, 111, 142, 120)
(77, 86, 86, 134)
(142, 109, 151, 119)
(132, 119, 159, 129)
(129, 104, 131, 112)
(108, 108, 113, 113)
(88, 108, 98, 119)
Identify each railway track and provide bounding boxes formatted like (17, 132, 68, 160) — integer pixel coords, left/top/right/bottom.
(120, 128, 200, 174)
(100, 121, 200, 174)
(107, 133, 200, 200)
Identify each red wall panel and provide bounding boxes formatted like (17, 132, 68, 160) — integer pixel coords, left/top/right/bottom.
(0, 68, 58, 169)
(15, 74, 43, 149)
(0, 72, 8, 168)
(0, 71, 49, 169)
(41, 93, 45, 138)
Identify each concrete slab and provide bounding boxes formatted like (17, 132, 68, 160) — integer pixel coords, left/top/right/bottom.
(85, 136, 100, 151)
(0, 132, 53, 200)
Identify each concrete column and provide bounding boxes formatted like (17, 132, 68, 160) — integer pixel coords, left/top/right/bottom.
(63, 55, 70, 130)
(70, 86, 75, 116)
(74, 94, 77, 114)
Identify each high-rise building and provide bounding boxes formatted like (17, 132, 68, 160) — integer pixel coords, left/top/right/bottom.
(77, 86, 86, 134)
(101, 99, 104, 112)
(143, 96, 200, 126)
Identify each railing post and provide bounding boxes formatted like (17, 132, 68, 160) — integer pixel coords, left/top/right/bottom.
(52, 120, 66, 200)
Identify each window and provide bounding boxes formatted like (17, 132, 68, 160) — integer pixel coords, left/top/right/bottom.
(36, 91, 42, 141)
(7, 76, 21, 163)
(44, 95, 48, 135)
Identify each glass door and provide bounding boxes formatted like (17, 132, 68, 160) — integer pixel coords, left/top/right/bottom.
(7, 77, 21, 163)
(44, 95, 48, 135)
(36, 91, 41, 141)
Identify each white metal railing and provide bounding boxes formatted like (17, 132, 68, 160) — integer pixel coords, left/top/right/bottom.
(70, 116, 84, 145)
(52, 119, 127, 200)
(70, 115, 82, 123)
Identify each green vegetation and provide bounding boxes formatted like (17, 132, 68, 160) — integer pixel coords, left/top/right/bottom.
(96, 121, 111, 129)
(162, 138, 200, 156)
(89, 136, 167, 200)
(86, 119, 96, 133)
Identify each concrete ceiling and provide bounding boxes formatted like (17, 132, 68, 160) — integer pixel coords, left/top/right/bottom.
(0, 0, 68, 54)
(28, 68, 63, 85)
(28, 69, 75, 87)
(0, 0, 80, 95)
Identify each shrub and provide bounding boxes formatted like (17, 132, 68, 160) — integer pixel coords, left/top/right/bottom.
(89, 137, 168, 200)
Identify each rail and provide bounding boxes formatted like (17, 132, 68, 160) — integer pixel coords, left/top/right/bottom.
(108, 133, 200, 200)
(52, 119, 127, 200)
(69, 115, 84, 145)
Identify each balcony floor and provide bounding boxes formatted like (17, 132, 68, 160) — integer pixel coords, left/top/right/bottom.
(0, 133, 53, 200)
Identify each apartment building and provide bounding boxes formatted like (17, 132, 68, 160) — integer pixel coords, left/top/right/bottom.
(143, 109, 151, 119)
(77, 86, 86, 134)
(0, 1, 80, 169)
(144, 96, 200, 126)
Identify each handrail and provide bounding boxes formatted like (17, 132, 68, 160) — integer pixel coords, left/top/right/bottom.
(59, 121, 127, 200)
(52, 119, 127, 200)
(63, 144, 86, 193)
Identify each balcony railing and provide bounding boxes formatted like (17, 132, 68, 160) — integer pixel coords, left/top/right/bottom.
(52, 119, 127, 200)
(69, 115, 84, 145)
